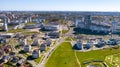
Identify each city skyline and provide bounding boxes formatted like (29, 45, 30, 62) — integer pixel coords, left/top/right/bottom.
(0, 0, 120, 11)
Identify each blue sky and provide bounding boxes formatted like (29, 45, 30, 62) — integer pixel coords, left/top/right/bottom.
(0, 0, 120, 11)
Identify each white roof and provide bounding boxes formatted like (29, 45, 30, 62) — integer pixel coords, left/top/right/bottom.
(1, 33, 14, 36)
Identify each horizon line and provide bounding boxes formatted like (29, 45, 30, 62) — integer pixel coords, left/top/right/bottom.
(0, 10, 120, 12)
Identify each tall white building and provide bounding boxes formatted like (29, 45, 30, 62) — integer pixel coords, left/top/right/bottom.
(84, 15, 92, 29)
(75, 19, 81, 27)
(3, 18, 8, 31)
(0, 17, 8, 31)
(112, 18, 118, 33)
(75, 16, 110, 33)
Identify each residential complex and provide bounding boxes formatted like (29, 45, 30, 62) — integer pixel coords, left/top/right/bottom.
(0, 11, 120, 67)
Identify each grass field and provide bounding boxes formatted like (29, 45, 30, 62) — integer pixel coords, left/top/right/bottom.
(105, 53, 120, 67)
(45, 42, 79, 67)
(61, 30, 69, 34)
(65, 37, 72, 41)
(61, 24, 70, 34)
(7, 29, 27, 33)
(45, 41, 120, 67)
(34, 55, 45, 64)
(65, 36, 77, 41)
(7, 28, 39, 36)
(76, 47, 120, 67)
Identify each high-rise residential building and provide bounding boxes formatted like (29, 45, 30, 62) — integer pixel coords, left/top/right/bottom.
(111, 18, 118, 33)
(3, 18, 8, 31)
(84, 15, 92, 29)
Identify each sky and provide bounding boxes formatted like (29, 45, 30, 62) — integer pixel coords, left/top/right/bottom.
(0, 0, 120, 11)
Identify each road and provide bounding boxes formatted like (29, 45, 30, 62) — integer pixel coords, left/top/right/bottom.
(37, 22, 74, 67)
(37, 37, 65, 67)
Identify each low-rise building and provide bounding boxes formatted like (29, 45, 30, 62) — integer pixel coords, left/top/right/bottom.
(19, 38, 27, 46)
(47, 32, 60, 38)
(0, 37, 7, 44)
(83, 41, 94, 49)
(39, 18, 45, 23)
(0, 33, 14, 38)
(0, 50, 4, 57)
(32, 49, 40, 58)
(41, 22, 62, 31)
(14, 33, 23, 38)
(32, 38, 40, 46)
(17, 59, 25, 66)
(11, 56, 19, 63)
(24, 45, 31, 52)
(9, 52, 16, 57)
(107, 39, 117, 45)
(4, 45, 11, 53)
(1, 55, 10, 63)
(95, 39, 106, 48)
(23, 24, 39, 29)
(73, 41, 82, 50)
(40, 43, 47, 52)
(31, 34, 37, 39)
(45, 39, 52, 46)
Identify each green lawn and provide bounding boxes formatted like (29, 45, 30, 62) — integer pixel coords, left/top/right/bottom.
(34, 55, 45, 64)
(7, 29, 27, 33)
(65, 36, 77, 41)
(45, 42, 79, 67)
(65, 37, 71, 41)
(61, 30, 69, 34)
(4, 62, 17, 67)
(45, 41, 120, 67)
(61, 24, 70, 34)
(76, 47, 120, 67)
(45, 48, 50, 53)
(24, 53, 30, 57)
(105, 53, 120, 67)
(23, 31, 39, 35)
